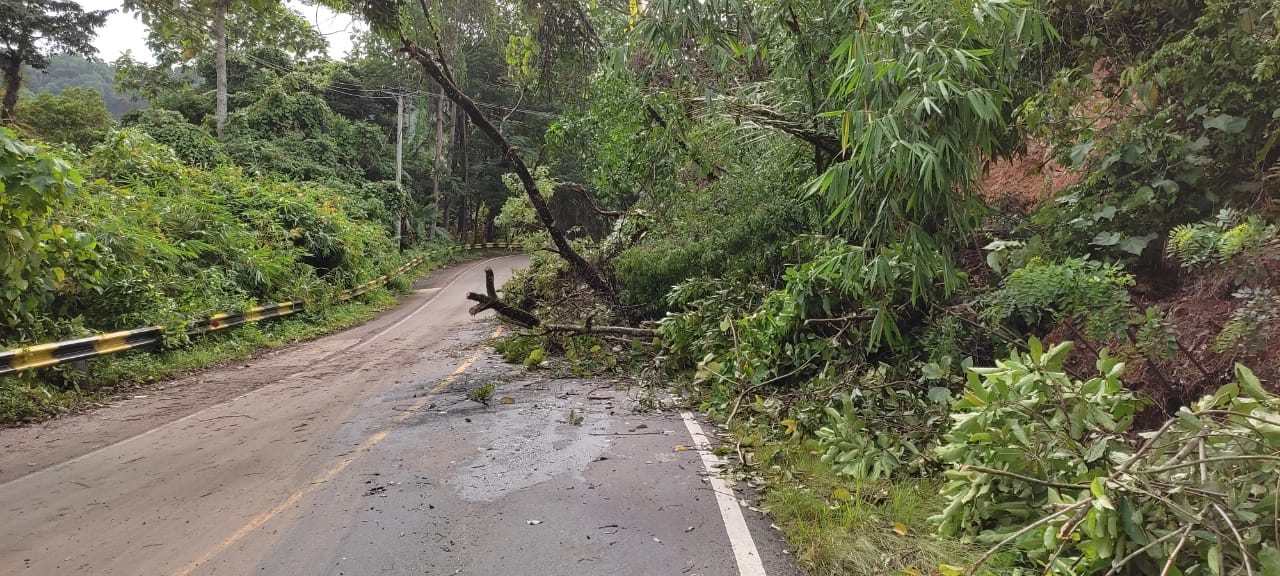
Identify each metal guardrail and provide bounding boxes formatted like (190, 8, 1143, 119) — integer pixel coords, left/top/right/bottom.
(0, 242, 519, 377)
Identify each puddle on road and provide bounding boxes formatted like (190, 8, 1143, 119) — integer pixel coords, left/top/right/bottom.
(449, 400, 612, 502)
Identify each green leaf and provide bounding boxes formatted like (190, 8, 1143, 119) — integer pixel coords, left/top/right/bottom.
(1118, 234, 1157, 255)
(1209, 382, 1239, 408)
(1091, 231, 1121, 246)
(1091, 477, 1114, 509)
(1177, 409, 1205, 430)
(1259, 545, 1280, 576)
(1236, 364, 1269, 401)
(928, 387, 952, 404)
(1028, 335, 1043, 360)
(1083, 439, 1108, 462)
(1069, 141, 1095, 167)
(1204, 114, 1248, 134)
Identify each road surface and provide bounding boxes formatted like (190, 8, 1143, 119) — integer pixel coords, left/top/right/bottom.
(0, 255, 799, 576)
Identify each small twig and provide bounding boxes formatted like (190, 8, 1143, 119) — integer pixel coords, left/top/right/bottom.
(965, 501, 1088, 576)
(803, 313, 874, 325)
(543, 324, 660, 338)
(1172, 333, 1216, 382)
(1140, 455, 1280, 475)
(563, 183, 623, 218)
(1159, 525, 1194, 576)
(1116, 416, 1181, 476)
(1198, 436, 1208, 484)
(1213, 503, 1255, 576)
(1041, 538, 1073, 576)
(1272, 471, 1280, 547)
(941, 306, 1088, 381)
(959, 465, 1090, 491)
(724, 351, 822, 426)
(1104, 523, 1195, 576)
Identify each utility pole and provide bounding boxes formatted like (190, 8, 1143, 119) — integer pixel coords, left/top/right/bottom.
(395, 91, 404, 248)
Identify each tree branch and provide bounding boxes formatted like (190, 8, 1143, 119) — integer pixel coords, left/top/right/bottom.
(543, 324, 660, 338)
(562, 183, 623, 218)
(464, 268, 657, 338)
(400, 39, 615, 299)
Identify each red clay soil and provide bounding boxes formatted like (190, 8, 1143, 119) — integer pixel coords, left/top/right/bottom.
(981, 141, 1082, 214)
(1049, 248, 1280, 426)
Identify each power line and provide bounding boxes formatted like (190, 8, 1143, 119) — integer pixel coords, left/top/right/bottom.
(135, 2, 557, 117)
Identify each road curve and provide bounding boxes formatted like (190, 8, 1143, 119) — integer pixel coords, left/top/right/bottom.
(0, 254, 800, 576)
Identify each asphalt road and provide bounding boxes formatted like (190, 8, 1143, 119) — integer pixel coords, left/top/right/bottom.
(0, 255, 800, 576)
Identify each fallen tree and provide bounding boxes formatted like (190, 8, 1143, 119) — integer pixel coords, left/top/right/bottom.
(466, 268, 659, 338)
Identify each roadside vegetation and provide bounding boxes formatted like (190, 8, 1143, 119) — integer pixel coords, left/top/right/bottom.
(4, 0, 1280, 573)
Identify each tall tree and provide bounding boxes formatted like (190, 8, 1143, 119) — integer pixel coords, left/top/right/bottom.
(0, 0, 111, 120)
(122, 0, 325, 135)
(326, 0, 616, 298)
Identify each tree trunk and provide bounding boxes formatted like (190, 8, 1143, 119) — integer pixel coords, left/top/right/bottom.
(432, 91, 444, 236)
(213, 0, 229, 136)
(1, 58, 22, 121)
(394, 92, 404, 248)
(454, 99, 468, 243)
(401, 40, 615, 299)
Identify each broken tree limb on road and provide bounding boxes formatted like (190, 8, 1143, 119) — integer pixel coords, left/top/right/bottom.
(541, 324, 660, 338)
(466, 268, 541, 328)
(466, 268, 659, 338)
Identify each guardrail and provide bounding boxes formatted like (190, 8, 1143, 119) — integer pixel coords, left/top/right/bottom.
(0, 242, 518, 378)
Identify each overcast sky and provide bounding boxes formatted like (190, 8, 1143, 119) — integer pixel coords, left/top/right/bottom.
(77, 0, 361, 63)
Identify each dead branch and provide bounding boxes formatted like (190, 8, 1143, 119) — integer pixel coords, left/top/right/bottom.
(464, 268, 659, 338)
(542, 324, 659, 338)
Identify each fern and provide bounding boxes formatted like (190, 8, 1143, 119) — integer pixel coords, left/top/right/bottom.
(983, 258, 1135, 340)
(1168, 209, 1277, 269)
(1214, 288, 1280, 356)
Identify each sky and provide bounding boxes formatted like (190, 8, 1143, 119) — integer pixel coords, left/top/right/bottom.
(77, 0, 361, 63)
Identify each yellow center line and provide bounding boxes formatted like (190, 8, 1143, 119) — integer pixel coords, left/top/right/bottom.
(173, 325, 504, 576)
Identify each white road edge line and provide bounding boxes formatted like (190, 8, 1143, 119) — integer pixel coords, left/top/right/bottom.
(0, 255, 524, 490)
(680, 411, 769, 576)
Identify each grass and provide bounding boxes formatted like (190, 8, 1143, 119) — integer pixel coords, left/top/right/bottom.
(713, 424, 1025, 576)
(750, 439, 985, 575)
(0, 250, 457, 425)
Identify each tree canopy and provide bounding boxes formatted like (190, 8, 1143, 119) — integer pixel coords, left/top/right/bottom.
(0, 0, 111, 118)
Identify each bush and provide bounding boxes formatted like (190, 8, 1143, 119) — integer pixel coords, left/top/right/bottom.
(935, 340, 1280, 575)
(982, 258, 1135, 340)
(2, 128, 399, 345)
(14, 87, 115, 151)
(121, 108, 227, 168)
(1168, 209, 1277, 270)
(614, 171, 809, 318)
(0, 128, 101, 343)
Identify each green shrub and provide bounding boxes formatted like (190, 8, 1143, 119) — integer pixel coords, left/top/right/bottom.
(935, 340, 1280, 575)
(1168, 209, 1277, 270)
(0, 128, 102, 343)
(15, 87, 115, 151)
(614, 162, 809, 318)
(1214, 288, 1280, 356)
(121, 108, 227, 168)
(983, 258, 1135, 340)
(2, 128, 399, 346)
